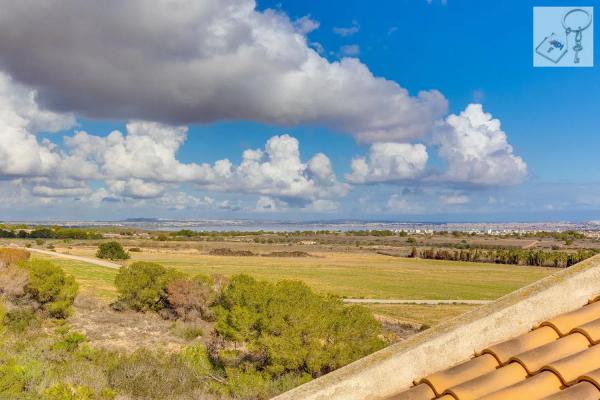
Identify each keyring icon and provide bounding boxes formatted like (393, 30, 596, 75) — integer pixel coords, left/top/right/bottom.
(562, 8, 592, 32)
(562, 8, 592, 64)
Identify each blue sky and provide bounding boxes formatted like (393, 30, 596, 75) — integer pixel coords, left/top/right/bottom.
(261, 0, 600, 181)
(0, 0, 598, 221)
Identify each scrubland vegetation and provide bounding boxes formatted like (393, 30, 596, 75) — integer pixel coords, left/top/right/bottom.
(0, 249, 384, 399)
(0, 225, 597, 399)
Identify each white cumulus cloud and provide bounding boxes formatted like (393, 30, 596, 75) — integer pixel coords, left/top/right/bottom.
(0, 73, 76, 178)
(198, 134, 349, 202)
(432, 104, 527, 185)
(66, 122, 211, 183)
(346, 143, 428, 184)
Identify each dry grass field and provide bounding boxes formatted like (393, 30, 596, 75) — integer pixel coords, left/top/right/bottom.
(47, 245, 554, 300)
(27, 241, 557, 328)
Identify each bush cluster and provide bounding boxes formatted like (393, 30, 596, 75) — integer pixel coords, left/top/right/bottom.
(114, 262, 179, 311)
(113, 262, 215, 318)
(96, 242, 130, 260)
(1, 254, 386, 399)
(0, 259, 78, 319)
(111, 263, 386, 398)
(213, 275, 385, 381)
(24, 260, 79, 318)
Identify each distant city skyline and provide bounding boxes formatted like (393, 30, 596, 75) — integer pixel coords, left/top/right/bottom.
(3, 219, 600, 235)
(0, 0, 598, 221)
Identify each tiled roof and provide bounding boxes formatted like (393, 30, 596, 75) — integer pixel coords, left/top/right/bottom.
(389, 298, 600, 400)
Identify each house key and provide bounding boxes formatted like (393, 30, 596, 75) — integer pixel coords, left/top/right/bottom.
(562, 8, 592, 64)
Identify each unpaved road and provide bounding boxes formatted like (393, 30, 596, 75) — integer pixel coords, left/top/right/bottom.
(522, 240, 539, 249)
(342, 299, 492, 305)
(13, 246, 122, 269)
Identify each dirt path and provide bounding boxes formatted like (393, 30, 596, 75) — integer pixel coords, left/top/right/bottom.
(342, 299, 492, 305)
(522, 240, 539, 249)
(14, 246, 122, 269)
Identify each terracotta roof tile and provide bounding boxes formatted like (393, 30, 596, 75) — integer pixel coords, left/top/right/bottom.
(387, 383, 435, 400)
(542, 345, 600, 385)
(477, 371, 562, 400)
(509, 332, 590, 374)
(573, 318, 600, 344)
(418, 354, 499, 395)
(481, 326, 559, 364)
(443, 363, 528, 400)
(541, 381, 600, 400)
(387, 299, 600, 400)
(579, 367, 600, 389)
(541, 301, 600, 336)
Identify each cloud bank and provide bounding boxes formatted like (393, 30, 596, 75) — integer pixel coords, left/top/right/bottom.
(0, 0, 446, 144)
(0, 1, 528, 216)
(0, 75, 347, 210)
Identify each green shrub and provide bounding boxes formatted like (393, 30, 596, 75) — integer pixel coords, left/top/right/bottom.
(223, 368, 310, 399)
(0, 359, 41, 397)
(42, 383, 94, 400)
(47, 300, 75, 319)
(179, 344, 214, 375)
(96, 242, 129, 260)
(114, 262, 183, 312)
(53, 332, 87, 352)
(3, 308, 39, 332)
(214, 275, 385, 380)
(0, 360, 29, 395)
(21, 259, 79, 318)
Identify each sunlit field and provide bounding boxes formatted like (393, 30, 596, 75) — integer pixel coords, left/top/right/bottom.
(37, 245, 553, 301)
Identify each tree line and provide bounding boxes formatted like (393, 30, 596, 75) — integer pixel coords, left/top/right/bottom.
(0, 227, 102, 240)
(411, 247, 597, 268)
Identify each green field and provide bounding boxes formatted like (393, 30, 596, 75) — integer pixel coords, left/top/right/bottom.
(32, 255, 118, 301)
(127, 251, 554, 300)
(32, 249, 555, 328)
(36, 249, 555, 301)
